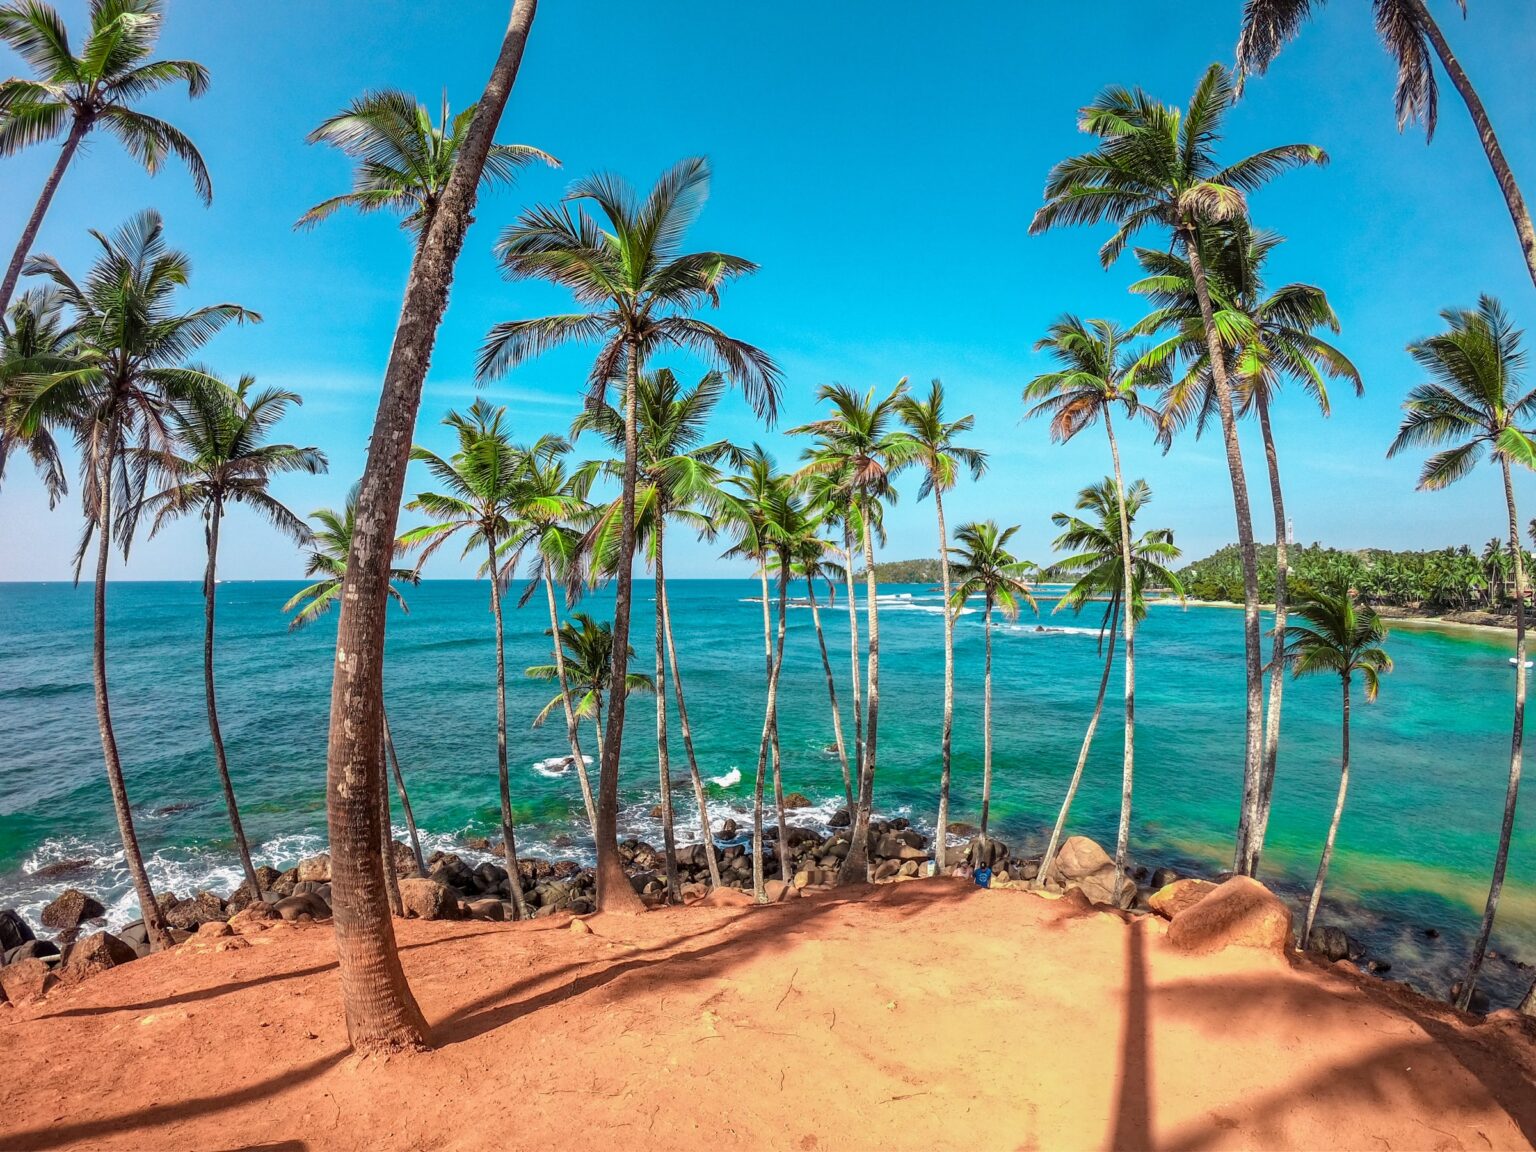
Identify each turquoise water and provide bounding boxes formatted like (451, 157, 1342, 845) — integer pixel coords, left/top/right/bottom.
(1, 579, 1532, 1003)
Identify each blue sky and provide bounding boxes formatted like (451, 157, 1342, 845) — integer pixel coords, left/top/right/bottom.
(2, 1, 1535, 580)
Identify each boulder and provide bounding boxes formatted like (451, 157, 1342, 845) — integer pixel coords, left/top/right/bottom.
(1148, 878, 1219, 920)
(1166, 876, 1293, 956)
(1066, 869, 1136, 909)
(163, 891, 226, 931)
(30, 858, 94, 882)
(964, 837, 1009, 871)
(1306, 924, 1352, 964)
(398, 878, 458, 921)
(1150, 867, 1181, 890)
(1048, 836, 1113, 883)
(680, 882, 710, 903)
(197, 921, 233, 938)
(61, 932, 137, 982)
(465, 899, 505, 922)
(0, 958, 54, 1003)
(763, 879, 796, 903)
(228, 902, 280, 934)
(873, 860, 902, 881)
(947, 821, 979, 838)
(296, 853, 331, 883)
(1452, 981, 1491, 1015)
(5, 939, 58, 965)
(829, 808, 851, 828)
(783, 792, 813, 809)
(273, 893, 330, 922)
(40, 888, 105, 931)
(0, 909, 36, 951)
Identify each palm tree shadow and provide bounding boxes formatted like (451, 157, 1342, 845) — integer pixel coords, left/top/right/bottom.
(1109, 916, 1154, 1151)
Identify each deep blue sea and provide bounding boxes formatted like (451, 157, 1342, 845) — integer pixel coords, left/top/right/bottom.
(1, 579, 1533, 1004)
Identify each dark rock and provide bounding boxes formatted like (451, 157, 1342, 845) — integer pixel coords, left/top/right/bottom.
(1133, 866, 1149, 882)
(783, 792, 813, 809)
(1150, 867, 1180, 890)
(273, 893, 330, 922)
(830, 808, 851, 828)
(40, 888, 105, 931)
(118, 920, 148, 948)
(163, 891, 226, 931)
(61, 932, 137, 982)
(964, 837, 1009, 871)
(229, 866, 283, 911)
(1367, 959, 1392, 975)
(1450, 981, 1490, 1014)
(1423, 926, 1440, 940)
(718, 818, 740, 839)
(1018, 859, 1041, 882)
(0, 909, 36, 951)
(462, 836, 493, 853)
(30, 858, 94, 882)
(1306, 924, 1351, 964)
(5, 939, 58, 965)
(947, 821, 979, 838)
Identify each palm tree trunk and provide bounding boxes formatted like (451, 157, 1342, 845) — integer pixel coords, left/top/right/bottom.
(487, 539, 528, 921)
(751, 559, 791, 902)
(756, 563, 787, 880)
(0, 118, 86, 325)
(1103, 409, 1136, 897)
(1038, 599, 1121, 885)
(658, 557, 722, 888)
(1457, 458, 1527, 1009)
(1249, 392, 1290, 873)
(841, 509, 881, 884)
(935, 486, 955, 873)
(653, 519, 682, 903)
(378, 731, 403, 918)
(92, 448, 172, 952)
(323, 0, 538, 1050)
(1403, 0, 1536, 291)
(202, 502, 261, 897)
(980, 597, 994, 840)
(807, 577, 852, 812)
(1184, 225, 1265, 877)
(1301, 676, 1351, 950)
(543, 561, 598, 837)
(772, 557, 791, 882)
(843, 525, 864, 808)
(593, 338, 647, 914)
(381, 710, 425, 876)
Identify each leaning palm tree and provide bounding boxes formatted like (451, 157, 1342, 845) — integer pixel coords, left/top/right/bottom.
(480, 156, 780, 912)
(297, 88, 555, 235)
(794, 544, 854, 813)
(0, 286, 69, 504)
(1235, 0, 1536, 292)
(0, 0, 210, 320)
(1039, 480, 1184, 892)
(282, 484, 427, 879)
(899, 380, 987, 873)
(527, 612, 654, 763)
(142, 376, 326, 899)
(1281, 581, 1392, 952)
(947, 521, 1038, 846)
(400, 399, 530, 920)
(1388, 295, 1535, 1011)
(9, 210, 256, 953)
(791, 382, 917, 883)
(1132, 222, 1362, 871)
(1031, 63, 1327, 875)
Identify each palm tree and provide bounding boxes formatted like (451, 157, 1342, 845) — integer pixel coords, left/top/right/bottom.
(794, 544, 853, 813)
(1236, 0, 1536, 292)
(282, 485, 426, 879)
(142, 376, 326, 899)
(1031, 63, 1327, 875)
(0, 286, 69, 503)
(479, 156, 780, 912)
(0, 0, 210, 320)
(791, 382, 917, 883)
(899, 380, 987, 873)
(1026, 317, 1154, 892)
(1132, 222, 1363, 871)
(947, 521, 1038, 850)
(400, 400, 530, 920)
(1388, 295, 1535, 1011)
(527, 612, 654, 764)
(306, 0, 539, 1051)
(1281, 582, 1392, 952)
(297, 88, 555, 235)
(575, 368, 739, 895)
(8, 210, 255, 953)
(1039, 480, 1184, 892)
(1482, 537, 1509, 608)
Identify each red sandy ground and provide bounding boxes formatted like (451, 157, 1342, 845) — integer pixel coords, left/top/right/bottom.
(5, 880, 1536, 1151)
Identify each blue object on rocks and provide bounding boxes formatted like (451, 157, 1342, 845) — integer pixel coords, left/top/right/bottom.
(974, 865, 992, 889)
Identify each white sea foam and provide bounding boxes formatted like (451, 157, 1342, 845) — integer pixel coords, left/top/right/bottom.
(530, 753, 593, 779)
(709, 767, 742, 788)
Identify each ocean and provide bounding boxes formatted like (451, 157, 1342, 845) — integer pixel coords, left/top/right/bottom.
(1, 578, 1532, 1004)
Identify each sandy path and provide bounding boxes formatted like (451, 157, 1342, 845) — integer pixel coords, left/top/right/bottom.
(4, 880, 1534, 1150)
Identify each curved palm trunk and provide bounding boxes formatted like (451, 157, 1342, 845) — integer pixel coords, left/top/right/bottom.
(378, 732, 404, 918)
(323, 0, 538, 1050)
(934, 487, 955, 873)
(807, 577, 852, 812)
(593, 341, 647, 914)
(756, 564, 788, 882)
(1104, 410, 1136, 897)
(1249, 392, 1290, 873)
(1185, 227, 1264, 876)
(751, 560, 791, 901)
(0, 119, 86, 325)
(658, 560, 722, 887)
(543, 561, 598, 838)
(653, 520, 682, 902)
(841, 510, 881, 884)
(93, 449, 172, 952)
(980, 596, 995, 840)
(1403, 0, 1536, 291)
(1301, 675, 1351, 950)
(487, 540, 528, 921)
(772, 558, 791, 882)
(1458, 459, 1527, 1010)
(1038, 599, 1121, 884)
(202, 503, 261, 897)
(843, 526, 864, 808)
(381, 711, 425, 876)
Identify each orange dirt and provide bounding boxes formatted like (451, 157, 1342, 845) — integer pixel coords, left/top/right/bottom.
(5, 880, 1536, 1151)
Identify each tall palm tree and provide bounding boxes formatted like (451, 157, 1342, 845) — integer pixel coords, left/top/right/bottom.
(0, 286, 69, 503)
(479, 156, 780, 912)
(400, 399, 530, 920)
(575, 368, 739, 895)
(1481, 536, 1509, 607)
(142, 376, 326, 899)
(1031, 63, 1327, 875)
(306, 0, 539, 1051)
(9, 210, 255, 953)
(1388, 295, 1536, 1010)
(1039, 480, 1184, 890)
(1026, 317, 1154, 890)
(1281, 582, 1392, 952)
(947, 522, 1038, 847)
(297, 88, 555, 235)
(526, 611, 653, 763)
(0, 0, 210, 321)
(791, 381, 917, 883)
(1132, 223, 1362, 871)
(794, 544, 853, 813)
(282, 484, 426, 878)
(1235, 0, 1536, 292)
(899, 380, 987, 873)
